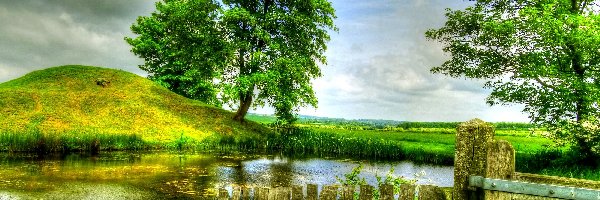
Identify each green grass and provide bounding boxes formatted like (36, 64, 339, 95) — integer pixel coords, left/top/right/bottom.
(0, 65, 272, 152)
(269, 128, 455, 165)
(302, 127, 553, 158)
(246, 113, 278, 124)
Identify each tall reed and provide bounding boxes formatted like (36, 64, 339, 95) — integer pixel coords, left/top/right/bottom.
(268, 127, 455, 165)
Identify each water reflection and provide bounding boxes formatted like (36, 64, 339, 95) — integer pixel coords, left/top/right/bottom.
(0, 152, 453, 199)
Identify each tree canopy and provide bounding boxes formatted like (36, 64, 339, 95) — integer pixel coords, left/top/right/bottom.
(126, 0, 337, 123)
(426, 0, 600, 158)
(126, 0, 227, 106)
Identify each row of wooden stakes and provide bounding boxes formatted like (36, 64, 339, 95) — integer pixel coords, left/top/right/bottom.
(213, 184, 448, 200)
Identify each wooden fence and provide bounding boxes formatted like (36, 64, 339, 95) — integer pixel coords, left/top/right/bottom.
(214, 184, 448, 200)
(454, 119, 600, 200)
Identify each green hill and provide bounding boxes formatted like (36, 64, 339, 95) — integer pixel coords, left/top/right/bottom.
(0, 65, 270, 151)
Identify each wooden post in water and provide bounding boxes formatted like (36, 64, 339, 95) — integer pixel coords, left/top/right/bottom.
(307, 184, 318, 200)
(419, 185, 447, 200)
(232, 186, 241, 200)
(218, 188, 229, 200)
(320, 185, 338, 200)
(271, 187, 291, 200)
(340, 185, 354, 200)
(398, 184, 416, 200)
(256, 187, 270, 200)
(379, 184, 394, 200)
(358, 185, 373, 200)
(268, 187, 277, 200)
(454, 119, 494, 200)
(291, 185, 303, 200)
(241, 187, 251, 200)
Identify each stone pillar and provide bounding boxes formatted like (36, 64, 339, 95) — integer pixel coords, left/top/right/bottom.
(483, 140, 515, 200)
(453, 119, 494, 200)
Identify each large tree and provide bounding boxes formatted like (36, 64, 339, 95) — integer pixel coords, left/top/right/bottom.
(426, 0, 600, 158)
(220, 0, 337, 123)
(127, 0, 337, 123)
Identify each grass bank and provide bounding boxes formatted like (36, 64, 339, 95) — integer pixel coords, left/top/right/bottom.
(0, 65, 272, 153)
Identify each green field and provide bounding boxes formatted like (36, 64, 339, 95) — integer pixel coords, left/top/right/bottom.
(305, 127, 552, 156)
(271, 125, 556, 166)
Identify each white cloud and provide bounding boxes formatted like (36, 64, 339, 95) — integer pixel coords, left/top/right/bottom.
(0, 64, 28, 83)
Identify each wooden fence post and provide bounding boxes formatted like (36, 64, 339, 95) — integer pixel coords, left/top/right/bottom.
(419, 185, 447, 200)
(399, 184, 416, 200)
(340, 185, 354, 200)
(454, 119, 494, 200)
(268, 187, 277, 200)
(241, 187, 250, 200)
(292, 185, 303, 200)
(359, 185, 373, 200)
(270, 187, 291, 200)
(379, 184, 394, 200)
(232, 186, 241, 200)
(483, 140, 515, 200)
(256, 187, 270, 200)
(320, 185, 338, 200)
(307, 184, 318, 200)
(218, 188, 229, 200)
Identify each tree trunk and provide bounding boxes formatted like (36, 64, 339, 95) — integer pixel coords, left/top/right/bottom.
(568, 0, 595, 161)
(233, 92, 253, 122)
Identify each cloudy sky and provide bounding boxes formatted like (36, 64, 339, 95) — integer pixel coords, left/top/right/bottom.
(0, 0, 530, 122)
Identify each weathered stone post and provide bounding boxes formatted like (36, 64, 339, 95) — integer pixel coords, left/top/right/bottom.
(483, 140, 515, 200)
(454, 119, 494, 200)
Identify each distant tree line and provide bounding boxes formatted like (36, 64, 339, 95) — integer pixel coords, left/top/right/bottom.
(300, 117, 535, 131)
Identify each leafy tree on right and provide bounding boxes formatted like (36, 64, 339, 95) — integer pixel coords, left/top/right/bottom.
(426, 0, 600, 161)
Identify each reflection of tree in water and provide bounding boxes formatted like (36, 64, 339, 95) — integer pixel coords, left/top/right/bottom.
(184, 155, 219, 196)
(152, 154, 220, 197)
(230, 160, 248, 186)
(215, 155, 294, 188)
(268, 156, 293, 187)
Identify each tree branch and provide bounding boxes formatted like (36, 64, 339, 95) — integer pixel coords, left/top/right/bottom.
(534, 76, 558, 92)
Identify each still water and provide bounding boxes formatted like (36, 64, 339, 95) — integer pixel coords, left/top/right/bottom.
(0, 152, 453, 199)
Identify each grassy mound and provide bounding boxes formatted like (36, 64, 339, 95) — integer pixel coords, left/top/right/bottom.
(0, 65, 270, 151)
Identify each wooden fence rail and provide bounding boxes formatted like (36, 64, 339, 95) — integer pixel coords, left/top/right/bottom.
(214, 184, 447, 200)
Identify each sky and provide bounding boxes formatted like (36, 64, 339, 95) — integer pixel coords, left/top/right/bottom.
(0, 0, 530, 122)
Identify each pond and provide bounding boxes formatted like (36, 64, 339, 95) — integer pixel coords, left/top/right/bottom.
(0, 152, 453, 199)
